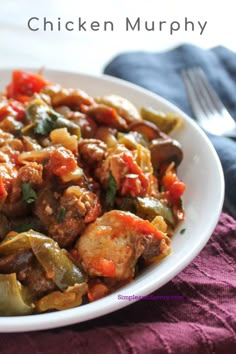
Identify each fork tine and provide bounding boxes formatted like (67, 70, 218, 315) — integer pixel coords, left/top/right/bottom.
(192, 68, 236, 128)
(193, 68, 227, 114)
(182, 70, 209, 125)
(183, 68, 219, 122)
(182, 67, 236, 136)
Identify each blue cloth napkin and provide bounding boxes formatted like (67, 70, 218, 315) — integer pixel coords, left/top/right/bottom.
(104, 44, 236, 216)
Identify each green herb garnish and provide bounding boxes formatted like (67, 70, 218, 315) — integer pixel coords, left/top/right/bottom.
(21, 182, 37, 204)
(106, 172, 117, 208)
(160, 185, 165, 193)
(180, 228, 186, 235)
(26, 99, 81, 136)
(34, 113, 59, 135)
(58, 207, 66, 223)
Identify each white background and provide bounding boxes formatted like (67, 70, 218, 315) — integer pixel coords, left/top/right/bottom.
(0, 0, 235, 74)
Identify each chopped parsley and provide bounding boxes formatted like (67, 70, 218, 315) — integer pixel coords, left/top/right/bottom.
(26, 100, 81, 136)
(106, 171, 117, 208)
(160, 185, 165, 193)
(180, 228, 186, 235)
(58, 207, 66, 223)
(21, 182, 37, 204)
(34, 112, 59, 135)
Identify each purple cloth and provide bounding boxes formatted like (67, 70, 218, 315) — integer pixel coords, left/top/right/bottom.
(0, 212, 235, 353)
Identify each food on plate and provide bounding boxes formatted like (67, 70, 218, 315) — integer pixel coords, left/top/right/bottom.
(0, 70, 185, 315)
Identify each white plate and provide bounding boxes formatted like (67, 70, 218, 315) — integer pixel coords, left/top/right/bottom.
(0, 69, 224, 332)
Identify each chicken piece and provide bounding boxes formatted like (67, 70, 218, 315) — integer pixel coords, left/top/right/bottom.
(0, 129, 14, 145)
(8, 162, 43, 203)
(1, 162, 43, 218)
(22, 136, 42, 152)
(45, 146, 77, 178)
(17, 162, 43, 187)
(0, 152, 9, 163)
(0, 163, 18, 211)
(78, 139, 107, 165)
(95, 144, 150, 197)
(76, 210, 171, 283)
(0, 128, 24, 162)
(0, 116, 23, 133)
(0, 139, 23, 154)
(95, 145, 128, 187)
(2, 200, 29, 218)
(0, 163, 17, 194)
(34, 185, 101, 247)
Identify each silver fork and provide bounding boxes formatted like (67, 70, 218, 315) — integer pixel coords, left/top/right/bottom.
(182, 67, 236, 138)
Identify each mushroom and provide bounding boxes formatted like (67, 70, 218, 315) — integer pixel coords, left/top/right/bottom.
(150, 138, 183, 170)
(128, 120, 162, 141)
(49, 88, 94, 109)
(86, 104, 127, 130)
(95, 94, 141, 125)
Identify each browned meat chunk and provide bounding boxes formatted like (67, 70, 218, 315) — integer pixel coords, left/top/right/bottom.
(34, 185, 101, 247)
(19, 259, 57, 299)
(1, 162, 43, 218)
(0, 249, 34, 274)
(78, 139, 107, 165)
(17, 162, 43, 187)
(0, 214, 10, 240)
(76, 210, 170, 282)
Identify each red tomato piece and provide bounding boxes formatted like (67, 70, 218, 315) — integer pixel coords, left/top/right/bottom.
(161, 169, 186, 202)
(162, 172, 177, 190)
(13, 95, 31, 104)
(121, 175, 142, 197)
(113, 210, 167, 241)
(47, 148, 77, 177)
(90, 258, 116, 278)
(169, 181, 186, 201)
(0, 177, 7, 200)
(9, 100, 25, 121)
(6, 70, 50, 100)
(120, 153, 148, 197)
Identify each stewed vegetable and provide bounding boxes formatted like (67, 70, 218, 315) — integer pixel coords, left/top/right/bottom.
(0, 70, 185, 315)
